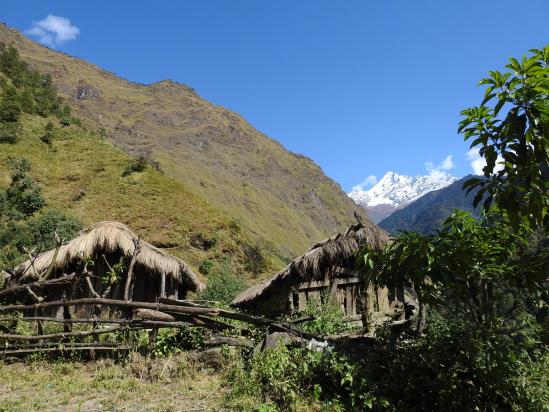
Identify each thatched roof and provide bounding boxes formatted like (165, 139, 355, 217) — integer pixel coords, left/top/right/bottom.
(13, 221, 204, 292)
(232, 222, 390, 307)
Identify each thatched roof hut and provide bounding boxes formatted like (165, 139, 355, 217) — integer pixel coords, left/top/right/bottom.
(232, 222, 391, 320)
(12, 221, 204, 302)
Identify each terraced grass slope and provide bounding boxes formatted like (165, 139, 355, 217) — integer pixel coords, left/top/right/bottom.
(0, 23, 368, 260)
(0, 113, 274, 281)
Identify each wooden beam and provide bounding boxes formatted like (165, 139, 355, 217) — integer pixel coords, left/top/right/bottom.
(0, 298, 221, 316)
(0, 274, 77, 298)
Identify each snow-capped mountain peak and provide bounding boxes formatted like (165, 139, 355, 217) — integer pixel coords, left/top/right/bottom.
(349, 171, 458, 223)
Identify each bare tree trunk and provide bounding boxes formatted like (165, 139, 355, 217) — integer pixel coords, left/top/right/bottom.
(416, 302, 427, 336)
(123, 239, 141, 301)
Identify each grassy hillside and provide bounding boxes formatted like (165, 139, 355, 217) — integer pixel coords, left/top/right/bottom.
(0, 23, 368, 260)
(0, 112, 278, 280)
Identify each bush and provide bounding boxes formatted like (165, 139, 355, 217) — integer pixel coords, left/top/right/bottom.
(122, 154, 149, 176)
(224, 343, 382, 411)
(199, 262, 246, 305)
(26, 209, 82, 251)
(224, 312, 548, 411)
(294, 297, 353, 336)
(40, 121, 55, 145)
(0, 121, 21, 144)
(199, 258, 214, 275)
(0, 85, 22, 122)
(4, 157, 45, 218)
(242, 243, 267, 275)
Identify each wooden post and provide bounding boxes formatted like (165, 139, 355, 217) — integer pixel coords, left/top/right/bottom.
(123, 238, 141, 302)
(160, 273, 166, 299)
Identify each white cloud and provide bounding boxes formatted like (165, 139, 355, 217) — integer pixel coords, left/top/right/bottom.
(440, 155, 454, 171)
(425, 154, 455, 179)
(352, 175, 378, 192)
(466, 148, 504, 175)
(26, 15, 79, 47)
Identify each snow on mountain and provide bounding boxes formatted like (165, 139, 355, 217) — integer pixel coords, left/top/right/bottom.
(349, 171, 459, 223)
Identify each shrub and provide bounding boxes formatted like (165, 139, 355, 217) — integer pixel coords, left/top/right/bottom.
(4, 157, 45, 218)
(122, 154, 149, 176)
(224, 343, 382, 411)
(0, 121, 21, 144)
(0, 85, 21, 122)
(151, 327, 205, 357)
(199, 258, 214, 275)
(297, 298, 353, 336)
(26, 209, 82, 251)
(242, 243, 267, 275)
(199, 262, 246, 305)
(40, 121, 55, 145)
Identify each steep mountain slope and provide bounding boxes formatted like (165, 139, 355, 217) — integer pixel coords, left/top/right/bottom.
(378, 176, 480, 234)
(0, 112, 272, 280)
(349, 171, 457, 223)
(0, 24, 367, 260)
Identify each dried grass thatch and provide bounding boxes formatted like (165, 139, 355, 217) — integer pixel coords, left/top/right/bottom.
(13, 221, 204, 292)
(232, 222, 390, 307)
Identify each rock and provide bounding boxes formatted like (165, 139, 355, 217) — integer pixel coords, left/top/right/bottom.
(74, 83, 99, 100)
(262, 332, 306, 350)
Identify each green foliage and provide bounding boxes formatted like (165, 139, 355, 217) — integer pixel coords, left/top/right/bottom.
(224, 344, 382, 411)
(40, 120, 55, 145)
(102, 258, 125, 286)
(0, 157, 81, 269)
(365, 313, 548, 411)
(0, 84, 22, 122)
(241, 242, 267, 275)
(0, 45, 61, 118)
(0, 120, 21, 144)
(25, 209, 81, 250)
(199, 261, 246, 305)
(198, 258, 214, 275)
(151, 327, 205, 357)
(2, 157, 45, 219)
(363, 210, 533, 326)
(351, 45, 549, 411)
(459, 45, 549, 230)
(122, 154, 149, 176)
(295, 297, 352, 336)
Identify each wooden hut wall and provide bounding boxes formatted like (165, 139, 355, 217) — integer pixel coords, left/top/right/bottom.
(246, 287, 294, 318)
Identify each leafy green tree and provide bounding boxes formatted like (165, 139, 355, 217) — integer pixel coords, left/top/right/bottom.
(362, 211, 531, 327)
(2, 157, 45, 219)
(0, 85, 21, 122)
(0, 158, 81, 269)
(459, 45, 549, 230)
(0, 45, 61, 118)
(25, 209, 81, 251)
(0, 45, 25, 86)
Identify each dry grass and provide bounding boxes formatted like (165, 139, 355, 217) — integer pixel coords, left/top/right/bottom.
(0, 355, 226, 411)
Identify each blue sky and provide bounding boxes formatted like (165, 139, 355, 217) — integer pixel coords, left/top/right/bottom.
(1, 1, 548, 192)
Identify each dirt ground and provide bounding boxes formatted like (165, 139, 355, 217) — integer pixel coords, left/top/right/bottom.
(0, 354, 228, 411)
